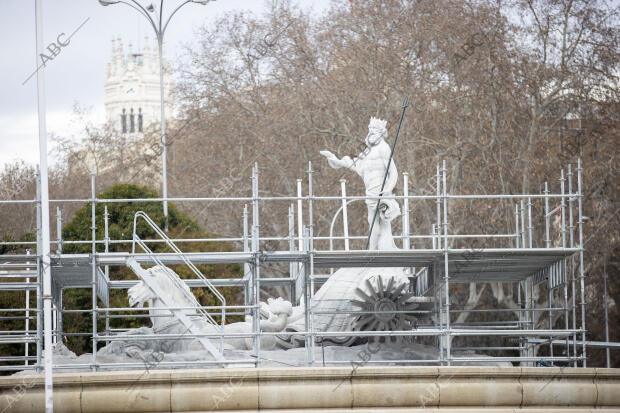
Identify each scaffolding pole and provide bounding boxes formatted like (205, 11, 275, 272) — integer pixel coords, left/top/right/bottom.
(568, 164, 578, 367)
(91, 165, 98, 372)
(577, 159, 586, 367)
(251, 163, 261, 367)
(560, 169, 570, 361)
(307, 161, 315, 366)
(442, 160, 451, 365)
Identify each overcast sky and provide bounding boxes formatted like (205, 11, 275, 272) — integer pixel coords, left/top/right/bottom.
(0, 0, 331, 169)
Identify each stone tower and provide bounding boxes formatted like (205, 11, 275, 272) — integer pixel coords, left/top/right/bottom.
(104, 37, 172, 134)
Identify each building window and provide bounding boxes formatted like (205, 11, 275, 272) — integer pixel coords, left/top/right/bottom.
(130, 108, 135, 133)
(138, 108, 143, 132)
(121, 108, 127, 134)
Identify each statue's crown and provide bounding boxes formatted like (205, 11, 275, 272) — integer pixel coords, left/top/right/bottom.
(368, 117, 387, 130)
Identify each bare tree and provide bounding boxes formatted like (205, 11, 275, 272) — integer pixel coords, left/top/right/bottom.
(171, 0, 618, 364)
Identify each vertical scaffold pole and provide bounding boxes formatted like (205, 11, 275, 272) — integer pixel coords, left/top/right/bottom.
(560, 170, 567, 248)
(527, 197, 533, 248)
(544, 182, 550, 248)
(520, 200, 526, 249)
(52, 296, 57, 346)
(517, 281, 523, 359)
(303, 227, 311, 365)
(307, 162, 315, 366)
(297, 179, 304, 287)
(436, 165, 441, 250)
(251, 164, 261, 366)
(35, 168, 42, 373)
(523, 278, 530, 361)
(297, 179, 303, 252)
(242, 205, 250, 310)
(577, 159, 586, 366)
(560, 169, 570, 360)
(436, 164, 443, 363)
(442, 160, 450, 365)
(402, 172, 410, 250)
(25, 249, 32, 365)
(57, 291, 63, 345)
(547, 270, 554, 364)
(438, 276, 443, 364)
(520, 199, 526, 359)
(529, 277, 534, 364)
(568, 164, 577, 366)
(104, 206, 110, 345)
(54, 209, 61, 344)
(515, 205, 520, 248)
(288, 204, 296, 303)
(91, 165, 97, 371)
(56, 207, 62, 255)
(340, 179, 349, 251)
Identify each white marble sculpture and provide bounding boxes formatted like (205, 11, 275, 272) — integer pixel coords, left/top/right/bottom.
(274, 117, 433, 348)
(37, 115, 510, 368)
(127, 265, 294, 352)
(320, 117, 400, 250)
(276, 269, 424, 348)
(111, 119, 418, 355)
(221, 297, 293, 350)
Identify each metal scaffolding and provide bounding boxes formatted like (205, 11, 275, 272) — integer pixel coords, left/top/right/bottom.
(0, 158, 614, 372)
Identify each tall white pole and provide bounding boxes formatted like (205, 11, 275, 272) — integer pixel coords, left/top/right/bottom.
(297, 179, 303, 251)
(25, 250, 31, 365)
(339, 179, 349, 251)
(35, 0, 54, 410)
(158, 36, 168, 231)
(402, 172, 410, 250)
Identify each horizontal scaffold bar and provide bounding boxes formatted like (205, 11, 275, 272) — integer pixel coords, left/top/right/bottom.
(47, 248, 579, 267)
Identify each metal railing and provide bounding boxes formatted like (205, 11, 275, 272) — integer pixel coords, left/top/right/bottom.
(1, 158, 617, 372)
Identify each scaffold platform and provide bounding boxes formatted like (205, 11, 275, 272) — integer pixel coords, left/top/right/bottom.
(0, 160, 604, 374)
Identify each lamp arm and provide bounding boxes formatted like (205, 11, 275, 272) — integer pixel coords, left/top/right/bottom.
(162, 0, 191, 36)
(118, 0, 158, 36)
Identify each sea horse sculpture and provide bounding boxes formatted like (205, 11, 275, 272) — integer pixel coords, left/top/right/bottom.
(124, 265, 293, 352)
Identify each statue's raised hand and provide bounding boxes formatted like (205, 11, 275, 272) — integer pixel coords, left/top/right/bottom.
(320, 150, 345, 169)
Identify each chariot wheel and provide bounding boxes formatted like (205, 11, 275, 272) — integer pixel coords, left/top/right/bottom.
(351, 276, 419, 345)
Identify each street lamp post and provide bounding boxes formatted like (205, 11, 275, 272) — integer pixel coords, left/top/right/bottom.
(99, 0, 214, 230)
(35, 3, 54, 412)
